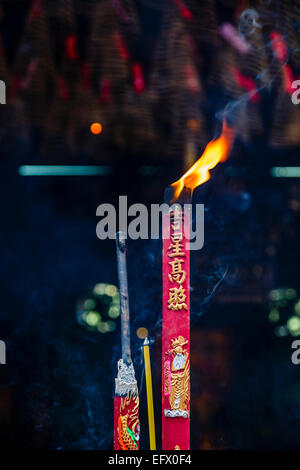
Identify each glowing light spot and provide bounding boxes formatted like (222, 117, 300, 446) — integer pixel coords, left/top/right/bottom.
(97, 321, 115, 333)
(136, 327, 148, 339)
(90, 122, 103, 135)
(269, 309, 280, 323)
(287, 316, 300, 335)
(269, 289, 282, 301)
(294, 300, 300, 315)
(97, 322, 108, 333)
(274, 325, 288, 337)
(112, 293, 120, 304)
(105, 284, 118, 296)
(286, 288, 297, 300)
(84, 298, 96, 310)
(80, 311, 87, 321)
(108, 305, 120, 319)
(106, 321, 116, 332)
(290, 330, 300, 337)
(93, 283, 106, 296)
(86, 311, 101, 326)
(271, 167, 300, 178)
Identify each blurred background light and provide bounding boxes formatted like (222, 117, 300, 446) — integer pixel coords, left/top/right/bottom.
(93, 283, 107, 296)
(287, 316, 300, 336)
(136, 327, 149, 339)
(83, 298, 96, 310)
(105, 284, 117, 296)
(97, 321, 116, 333)
(271, 167, 300, 177)
(85, 311, 101, 327)
(269, 309, 280, 323)
(18, 165, 111, 176)
(108, 306, 120, 319)
(274, 325, 289, 337)
(76, 283, 120, 334)
(294, 300, 300, 316)
(90, 122, 103, 135)
(285, 288, 297, 300)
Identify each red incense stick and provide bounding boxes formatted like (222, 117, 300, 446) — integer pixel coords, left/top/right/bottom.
(114, 232, 140, 450)
(162, 192, 191, 450)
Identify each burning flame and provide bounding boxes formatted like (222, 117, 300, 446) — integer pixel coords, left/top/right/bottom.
(171, 119, 235, 201)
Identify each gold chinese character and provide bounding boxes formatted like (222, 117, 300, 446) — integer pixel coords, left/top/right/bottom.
(168, 233, 185, 258)
(171, 219, 182, 234)
(168, 258, 186, 285)
(168, 285, 188, 311)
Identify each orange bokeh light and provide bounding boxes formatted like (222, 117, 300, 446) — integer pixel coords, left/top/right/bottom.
(90, 122, 103, 135)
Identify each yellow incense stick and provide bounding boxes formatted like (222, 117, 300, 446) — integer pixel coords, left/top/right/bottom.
(143, 338, 156, 450)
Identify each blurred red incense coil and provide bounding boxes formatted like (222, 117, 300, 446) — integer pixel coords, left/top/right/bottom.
(10, 76, 21, 98)
(185, 64, 201, 93)
(232, 67, 260, 103)
(65, 34, 78, 61)
(282, 65, 300, 95)
(114, 33, 130, 61)
(173, 0, 193, 20)
(234, 0, 248, 21)
(20, 58, 38, 90)
(180, 7, 193, 20)
(283, 64, 294, 94)
(270, 32, 288, 62)
(80, 63, 91, 89)
(110, 0, 131, 23)
(99, 78, 111, 104)
(30, 0, 42, 20)
(132, 63, 145, 93)
(0, 34, 4, 55)
(219, 23, 251, 55)
(57, 76, 70, 101)
(270, 31, 298, 96)
(186, 34, 199, 63)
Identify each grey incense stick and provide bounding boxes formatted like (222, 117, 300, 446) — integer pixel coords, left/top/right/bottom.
(116, 231, 132, 366)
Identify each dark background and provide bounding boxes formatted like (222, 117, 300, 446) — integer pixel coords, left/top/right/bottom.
(0, 0, 299, 449)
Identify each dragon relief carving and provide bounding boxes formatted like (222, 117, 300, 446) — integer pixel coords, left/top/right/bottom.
(118, 393, 140, 450)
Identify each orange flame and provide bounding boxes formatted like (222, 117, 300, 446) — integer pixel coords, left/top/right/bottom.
(171, 119, 235, 201)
